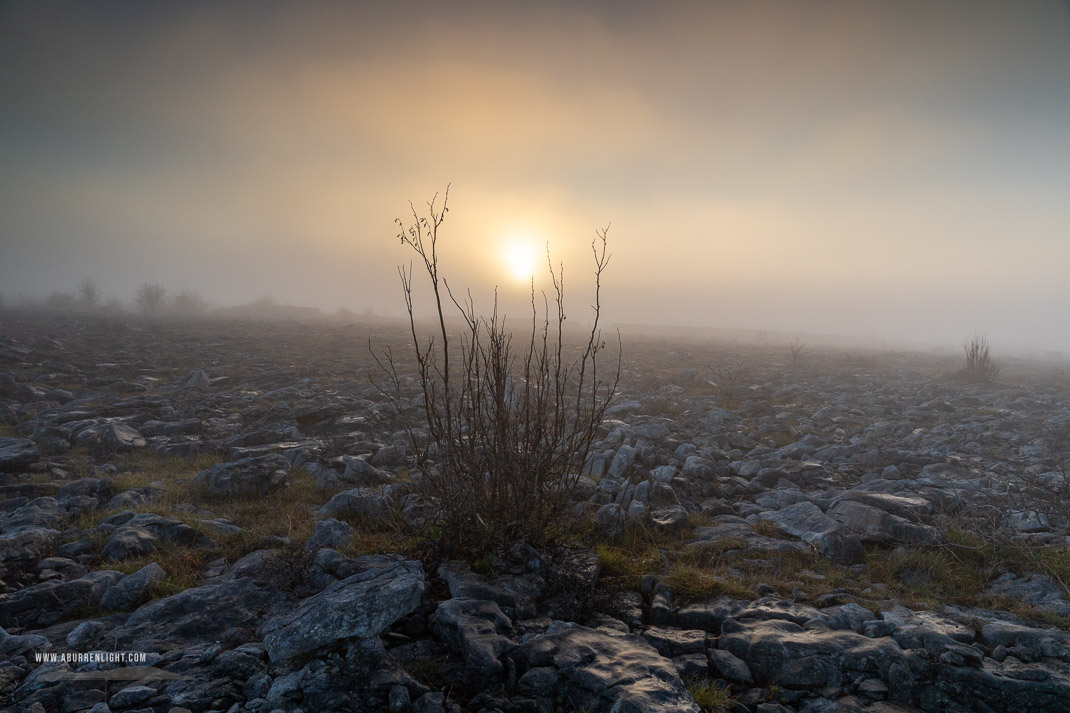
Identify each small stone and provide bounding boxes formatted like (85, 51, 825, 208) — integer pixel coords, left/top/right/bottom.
(0, 437, 40, 472)
(858, 678, 889, 698)
(101, 563, 165, 611)
(66, 620, 107, 649)
(307, 518, 355, 550)
(108, 684, 156, 708)
(389, 684, 411, 713)
(244, 672, 273, 700)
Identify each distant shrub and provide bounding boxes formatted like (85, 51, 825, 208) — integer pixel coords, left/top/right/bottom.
(17, 294, 41, 309)
(376, 186, 620, 553)
(959, 333, 1000, 384)
(136, 282, 167, 315)
(102, 298, 127, 315)
(45, 290, 75, 311)
(172, 289, 208, 316)
(787, 335, 805, 368)
(78, 277, 99, 308)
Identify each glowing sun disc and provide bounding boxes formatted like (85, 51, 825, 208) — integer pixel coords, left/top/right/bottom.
(503, 239, 538, 281)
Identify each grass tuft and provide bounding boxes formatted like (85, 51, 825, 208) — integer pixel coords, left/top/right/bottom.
(666, 563, 752, 602)
(104, 543, 214, 599)
(687, 679, 734, 712)
(597, 543, 660, 587)
(752, 518, 782, 538)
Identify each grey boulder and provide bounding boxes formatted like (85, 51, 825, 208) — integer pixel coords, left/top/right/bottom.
(101, 526, 158, 560)
(0, 570, 123, 628)
(307, 518, 355, 550)
(317, 487, 391, 521)
(100, 562, 165, 611)
(260, 556, 424, 663)
(757, 501, 864, 564)
(0, 526, 61, 567)
(514, 622, 700, 713)
(430, 598, 516, 685)
(111, 576, 279, 650)
(719, 618, 912, 691)
(0, 437, 40, 472)
(99, 423, 148, 453)
(193, 454, 290, 496)
(827, 500, 936, 545)
(0, 626, 49, 655)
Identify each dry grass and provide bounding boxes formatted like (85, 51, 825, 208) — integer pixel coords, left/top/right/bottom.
(596, 542, 661, 588)
(346, 512, 426, 560)
(676, 529, 1070, 629)
(64, 449, 1070, 629)
(751, 518, 782, 538)
(107, 543, 212, 598)
(859, 533, 1070, 627)
(193, 469, 322, 544)
(687, 679, 735, 712)
(99, 451, 322, 545)
(665, 563, 751, 602)
(585, 505, 1070, 630)
(86, 450, 436, 598)
(685, 512, 715, 529)
(405, 654, 447, 690)
(18, 445, 100, 484)
(86, 452, 326, 596)
(111, 450, 221, 494)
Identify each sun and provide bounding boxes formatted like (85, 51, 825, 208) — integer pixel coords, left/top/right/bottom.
(502, 236, 539, 282)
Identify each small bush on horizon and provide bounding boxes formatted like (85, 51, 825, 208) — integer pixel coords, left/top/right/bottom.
(959, 333, 1001, 384)
(787, 335, 805, 368)
(45, 290, 76, 311)
(136, 282, 167, 315)
(172, 289, 209, 315)
(78, 277, 99, 308)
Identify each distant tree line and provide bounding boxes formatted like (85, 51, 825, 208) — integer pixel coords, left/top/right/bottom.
(0, 277, 386, 323)
(0, 277, 209, 318)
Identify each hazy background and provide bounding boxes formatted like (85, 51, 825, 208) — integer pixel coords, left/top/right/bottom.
(2, 0, 1068, 351)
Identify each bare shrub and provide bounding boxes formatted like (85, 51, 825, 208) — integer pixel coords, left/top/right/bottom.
(938, 466, 1070, 598)
(375, 187, 620, 552)
(959, 333, 1000, 384)
(101, 298, 127, 316)
(260, 544, 317, 594)
(136, 282, 167, 315)
(787, 335, 806, 368)
(172, 289, 208, 316)
(17, 294, 41, 309)
(709, 356, 751, 407)
(78, 277, 99, 308)
(45, 290, 75, 311)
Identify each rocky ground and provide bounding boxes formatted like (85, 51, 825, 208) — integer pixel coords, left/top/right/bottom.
(3, 312, 1070, 713)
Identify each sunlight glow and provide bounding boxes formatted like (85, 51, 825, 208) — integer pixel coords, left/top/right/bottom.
(502, 236, 539, 282)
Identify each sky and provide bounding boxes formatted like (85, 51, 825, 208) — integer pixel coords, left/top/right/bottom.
(2, 0, 1069, 351)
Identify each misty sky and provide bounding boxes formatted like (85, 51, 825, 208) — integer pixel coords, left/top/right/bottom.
(2, 1, 1069, 351)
